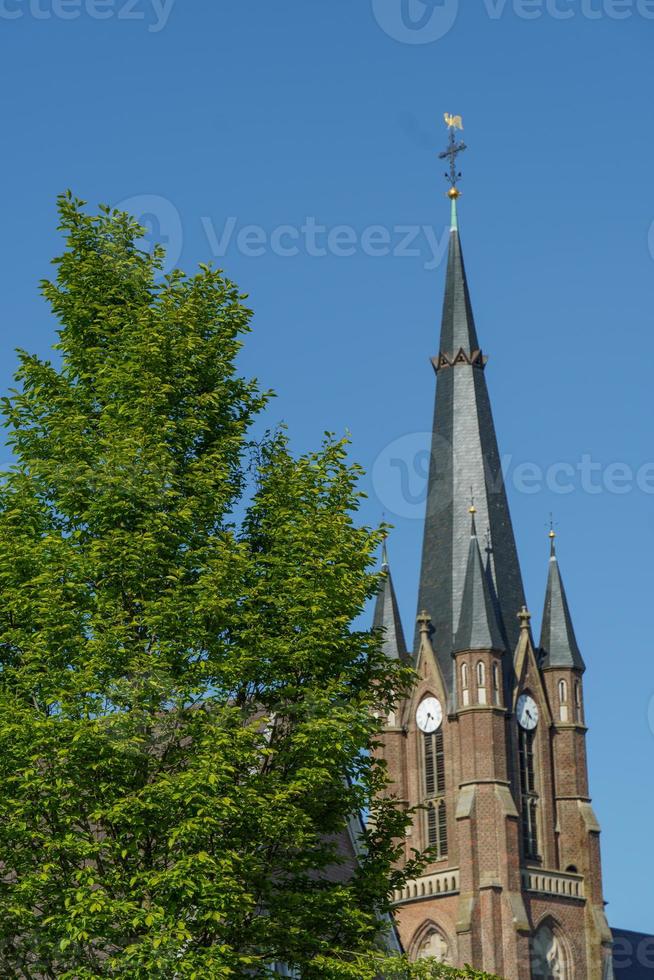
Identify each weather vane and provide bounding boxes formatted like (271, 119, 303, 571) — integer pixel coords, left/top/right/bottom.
(439, 113, 467, 197)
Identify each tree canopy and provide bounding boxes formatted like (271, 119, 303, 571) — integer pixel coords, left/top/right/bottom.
(0, 194, 428, 978)
(0, 196, 504, 980)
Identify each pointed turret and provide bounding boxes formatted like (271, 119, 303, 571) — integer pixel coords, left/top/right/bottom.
(539, 532, 585, 672)
(415, 195, 526, 693)
(373, 542, 408, 661)
(454, 508, 505, 653)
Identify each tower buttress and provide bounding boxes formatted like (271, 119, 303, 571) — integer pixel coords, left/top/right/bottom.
(538, 533, 613, 978)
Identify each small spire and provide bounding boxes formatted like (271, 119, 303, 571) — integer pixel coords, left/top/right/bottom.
(539, 537, 585, 672)
(454, 510, 505, 654)
(372, 542, 408, 661)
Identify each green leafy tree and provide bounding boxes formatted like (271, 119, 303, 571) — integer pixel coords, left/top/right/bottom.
(354, 959, 502, 980)
(0, 195, 424, 978)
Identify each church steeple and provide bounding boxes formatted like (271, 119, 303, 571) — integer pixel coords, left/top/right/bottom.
(377, 126, 612, 980)
(454, 508, 505, 653)
(373, 541, 408, 661)
(539, 532, 585, 672)
(415, 181, 525, 692)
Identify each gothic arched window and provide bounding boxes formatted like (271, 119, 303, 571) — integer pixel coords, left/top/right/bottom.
(531, 921, 569, 980)
(461, 662, 470, 706)
(558, 679, 569, 722)
(476, 661, 487, 704)
(493, 662, 501, 705)
(415, 926, 451, 963)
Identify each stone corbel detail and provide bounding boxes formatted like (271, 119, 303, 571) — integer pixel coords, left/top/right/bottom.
(507, 892, 531, 933)
(578, 800, 601, 833)
(456, 785, 476, 820)
(495, 783, 519, 818)
(456, 894, 475, 933)
(592, 907, 613, 944)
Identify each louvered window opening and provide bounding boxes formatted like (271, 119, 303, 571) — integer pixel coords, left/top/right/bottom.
(518, 727, 539, 859)
(424, 731, 447, 859)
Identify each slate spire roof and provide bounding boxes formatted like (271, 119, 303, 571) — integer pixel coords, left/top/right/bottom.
(454, 509, 505, 653)
(373, 542, 408, 661)
(539, 534, 585, 672)
(415, 199, 526, 693)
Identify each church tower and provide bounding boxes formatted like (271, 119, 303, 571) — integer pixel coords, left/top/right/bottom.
(374, 125, 613, 980)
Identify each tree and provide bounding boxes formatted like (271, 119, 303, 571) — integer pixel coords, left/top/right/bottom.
(0, 194, 420, 978)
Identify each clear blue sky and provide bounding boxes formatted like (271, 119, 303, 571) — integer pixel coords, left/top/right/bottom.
(1, 0, 652, 933)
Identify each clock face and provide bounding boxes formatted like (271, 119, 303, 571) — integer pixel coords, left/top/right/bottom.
(517, 694, 539, 731)
(416, 697, 443, 734)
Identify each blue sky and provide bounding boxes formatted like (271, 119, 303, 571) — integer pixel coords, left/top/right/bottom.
(1, 0, 653, 934)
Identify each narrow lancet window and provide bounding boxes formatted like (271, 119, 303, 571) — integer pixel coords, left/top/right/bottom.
(492, 663, 501, 706)
(476, 661, 486, 704)
(461, 662, 470, 706)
